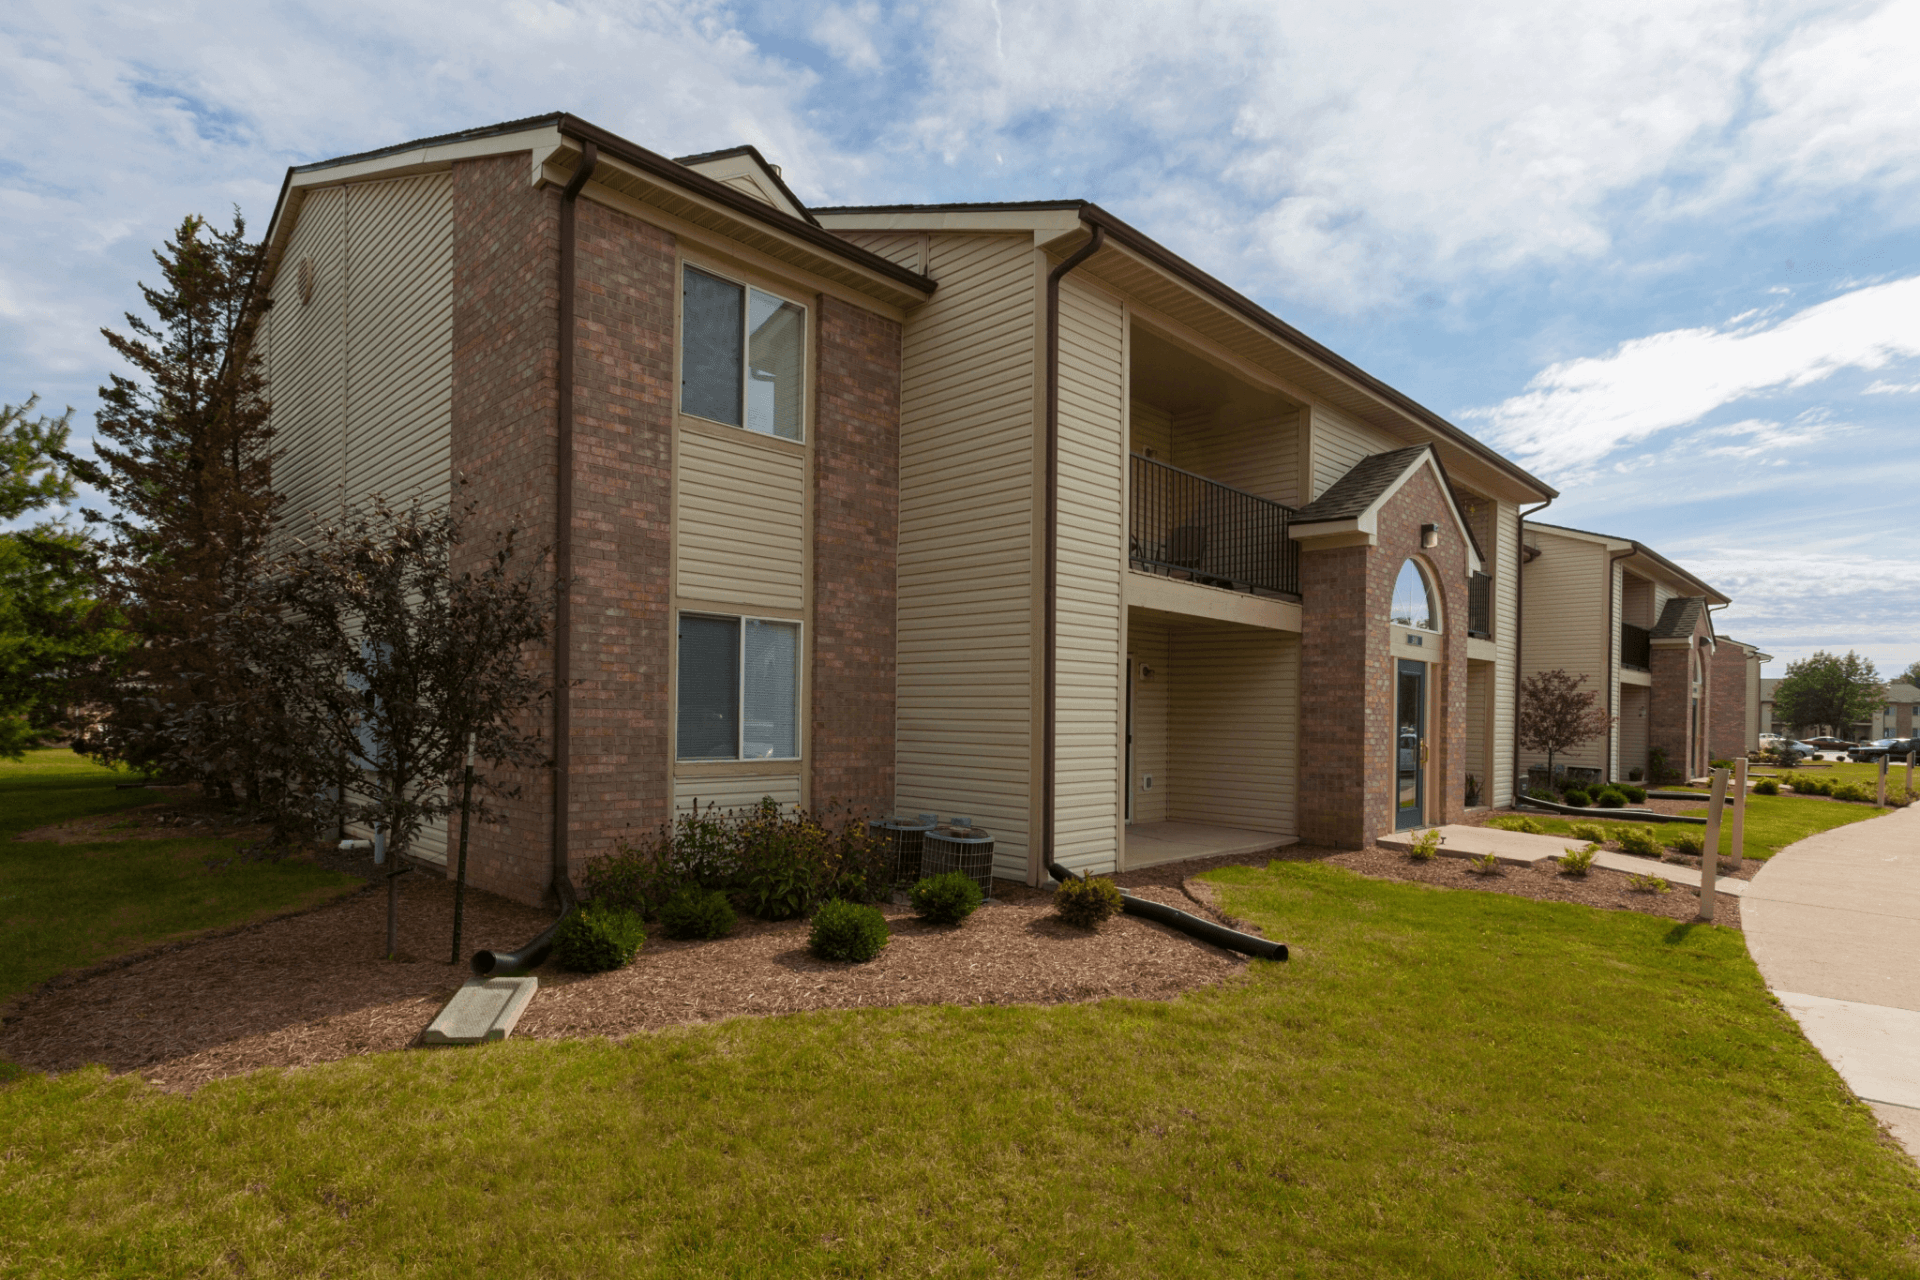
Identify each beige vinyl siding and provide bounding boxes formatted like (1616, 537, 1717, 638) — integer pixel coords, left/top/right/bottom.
(265, 173, 456, 864)
(676, 428, 807, 611)
(830, 231, 928, 274)
(895, 234, 1037, 881)
(1622, 575, 1655, 628)
(266, 185, 348, 547)
(674, 773, 803, 815)
(1310, 405, 1401, 501)
(1172, 410, 1302, 507)
(1130, 398, 1173, 458)
(1126, 620, 1170, 824)
(1052, 276, 1127, 875)
(1167, 625, 1298, 833)
(1465, 660, 1492, 804)
(1520, 528, 1610, 774)
(1491, 500, 1519, 805)
(341, 175, 455, 510)
(1607, 559, 1624, 779)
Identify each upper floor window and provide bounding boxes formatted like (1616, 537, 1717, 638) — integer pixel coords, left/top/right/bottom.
(681, 265, 806, 441)
(1391, 559, 1438, 632)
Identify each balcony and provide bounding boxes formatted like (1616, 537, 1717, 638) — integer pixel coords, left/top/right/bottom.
(1468, 571, 1492, 639)
(1129, 454, 1300, 599)
(1621, 622, 1652, 671)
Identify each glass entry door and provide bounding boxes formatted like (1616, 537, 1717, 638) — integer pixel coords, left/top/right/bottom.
(1396, 659, 1427, 831)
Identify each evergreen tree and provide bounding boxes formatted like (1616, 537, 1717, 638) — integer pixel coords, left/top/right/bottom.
(69, 212, 277, 790)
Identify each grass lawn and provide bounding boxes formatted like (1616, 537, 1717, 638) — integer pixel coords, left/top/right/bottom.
(0, 749, 360, 1004)
(4, 860, 1918, 1276)
(1512, 792, 1891, 862)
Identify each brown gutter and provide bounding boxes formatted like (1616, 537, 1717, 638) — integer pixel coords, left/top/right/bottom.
(1040, 224, 1106, 883)
(551, 138, 598, 910)
(1513, 498, 1553, 795)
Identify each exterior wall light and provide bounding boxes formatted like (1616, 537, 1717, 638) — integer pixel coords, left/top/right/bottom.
(1420, 523, 1439, 549)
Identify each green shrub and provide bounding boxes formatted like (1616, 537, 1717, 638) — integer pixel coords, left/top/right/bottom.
(1667, 829, 1705, 857)
(1832, 782, 1874, 804)
(1467, 852, 1503, 876)
(1594, 788, 1627, 808)
(1627, 872, 1673, 895)
(1710, 758, 1734, 771)
(1568, 820, 1608, 843)
(1054, 876, 1125, 929)
(657, 886, 736, 940)
(1488, 815, 1546, 835)
(1792, 776, 1832, 797)
(1617, 826, 1664, 859)
(553, 905, 646, 972)
(910, 870, 984, 925)
(807, 899, 890, 962)
(1527, 787, 1556, 802)
(1560, 788, 1590, 807)
(1559, 843, 1599, 876)
(1619, 785, 1647, 803)
(1406, 829, 1442, 862)
(1752, 777, 1781, 796)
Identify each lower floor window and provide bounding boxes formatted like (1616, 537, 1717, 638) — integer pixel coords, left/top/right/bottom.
(677, 613, 800, 760)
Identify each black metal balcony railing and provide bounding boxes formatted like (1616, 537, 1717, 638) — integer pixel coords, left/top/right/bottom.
(1129, 454, 1300, 598)
(1621, 622, 1652, 671)
(1467, 571, 1492, 639)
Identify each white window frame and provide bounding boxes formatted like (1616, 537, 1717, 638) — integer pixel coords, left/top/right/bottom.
(674, 610, 803, 763)
(678, 261, 809, 442)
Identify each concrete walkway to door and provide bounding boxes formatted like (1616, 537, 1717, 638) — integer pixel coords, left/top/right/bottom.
(1744, 803, 1920, 1160)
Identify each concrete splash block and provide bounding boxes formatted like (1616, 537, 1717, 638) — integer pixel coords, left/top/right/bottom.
(422, 976, 538, 1045)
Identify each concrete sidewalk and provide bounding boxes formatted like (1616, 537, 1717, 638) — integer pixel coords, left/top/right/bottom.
(1379, 825, 1750, 895)
(1745, 804, 1920, 1158)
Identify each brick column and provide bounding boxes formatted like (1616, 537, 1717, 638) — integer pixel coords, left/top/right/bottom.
(1709, 647, 1747, 762)
(811, 296, 901, 817)
(1648, 644, 1691, 784)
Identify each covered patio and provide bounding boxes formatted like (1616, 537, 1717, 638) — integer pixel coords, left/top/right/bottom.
(1124, 820, 1295, 870)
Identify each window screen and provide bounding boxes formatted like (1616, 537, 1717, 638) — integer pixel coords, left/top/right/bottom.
(682, 267, 744, 426)
(676, 615, 739, 759)
(747, 290, 806, 440)
(742, 620, 799, 759)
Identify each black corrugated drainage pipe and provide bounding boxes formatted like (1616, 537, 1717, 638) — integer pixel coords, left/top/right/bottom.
(1047, 860, 1288, 962)
(1040, 222, 1103, 885)
(468, 138, 596, 977)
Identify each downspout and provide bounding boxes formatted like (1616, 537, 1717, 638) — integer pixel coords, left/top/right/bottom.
(1604, 547, 1633, 782)
(471, 137, 598, 978)
(1513, 499, 1552, 795)
(1040, 223, 1104, 884)
(550, 139, 597, 915)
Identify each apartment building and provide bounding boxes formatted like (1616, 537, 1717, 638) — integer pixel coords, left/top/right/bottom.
(258, 114, 1554, 907)
(1761, 678, 1919, 741)
(1519, 522, 1740, 785)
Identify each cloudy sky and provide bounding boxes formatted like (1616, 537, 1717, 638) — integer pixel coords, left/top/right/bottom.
(4, 0, 1917, 674)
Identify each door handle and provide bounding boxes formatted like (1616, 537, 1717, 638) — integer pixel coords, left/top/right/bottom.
(1420, 743, 1430, 765)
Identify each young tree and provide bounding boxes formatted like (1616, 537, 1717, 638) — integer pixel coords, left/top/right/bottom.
(1893, 660, 1920, 689)
(1518, 668, 1616, 782)
(1773, 650, 1883, 738)
(0, 528, 127, 759)
(69, 213, 277, 790)
(214, 494, 553, 959)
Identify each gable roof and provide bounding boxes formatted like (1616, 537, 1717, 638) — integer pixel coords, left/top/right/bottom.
(1290, 445, 1484, 570)
(672, 144, 816, 225)
(1650, 596, 1711, 642)
(1524, 519, 1729, 604)
(266, 113, 933, 308)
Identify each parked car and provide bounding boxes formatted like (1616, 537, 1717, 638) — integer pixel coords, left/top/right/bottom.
(1806, 736, 1855, 750)
(1850, 738, 1920, 763)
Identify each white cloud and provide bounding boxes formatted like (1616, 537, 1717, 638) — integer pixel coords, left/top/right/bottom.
(809, 2, 883, 71)
(1865, 379, 1920, 394)
(1461, 275, 1920, 481)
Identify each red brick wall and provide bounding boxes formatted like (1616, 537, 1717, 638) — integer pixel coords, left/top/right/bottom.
(449, 153, 562, 906)
(1648, 632, 1714, 782)
(447, 159, 676, 907)
(810, 296, 900, 816)
(564, 194, 677, 869)
(1708, 647, 1749, 761)
(1298, 463, 1469, 846)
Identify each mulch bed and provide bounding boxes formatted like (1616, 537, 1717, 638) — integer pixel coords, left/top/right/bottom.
(0, 864, 1250, 1093)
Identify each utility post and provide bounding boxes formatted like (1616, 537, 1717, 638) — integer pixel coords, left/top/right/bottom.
(1907, 749, 1915, 798)
(1879, 755, 1890, 808)
(1697, 767, 1729, 924)
(1727, 756, 1747, 872)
